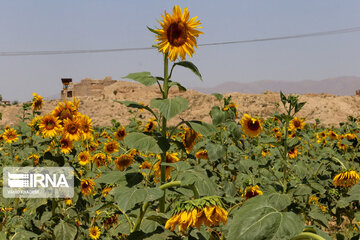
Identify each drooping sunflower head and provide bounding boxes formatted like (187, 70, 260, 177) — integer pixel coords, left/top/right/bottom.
(333, 170, 360, 188)
(81, 178, 96, 196)
(32, 93, 43, 111)
(289, 117, 305, 131)
(27, 154, 40, 165)
(165, 196, 227, 232)
(89, 225, 101, 240)
(155, 5, 203, 61)
(182, 127, 201, 152)
(2, 128, 19, 144)
(39, 114, 62, 138)
(101, 187, 112, 197)
(242, 185, 263, 201)
(62, 117, 82, 142)
(240, 114, 263, 138)
(103, 140, 119, 154)
(114, 126, 126, 141)
(60, 137, 73, 154)
(78, 151, 91, 166)
(115, 154, 134, 171)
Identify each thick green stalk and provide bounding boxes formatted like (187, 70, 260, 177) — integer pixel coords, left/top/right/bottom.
(291, 232, 325, 240)
(132, 201, 150, 232)
(159, 53, 169, 213)
(282, 108, 291, 193)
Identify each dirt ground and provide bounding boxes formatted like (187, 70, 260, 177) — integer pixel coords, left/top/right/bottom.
(1, 81, 360, 127)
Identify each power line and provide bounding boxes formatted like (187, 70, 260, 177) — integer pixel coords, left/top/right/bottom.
(0, 26, 360, 56)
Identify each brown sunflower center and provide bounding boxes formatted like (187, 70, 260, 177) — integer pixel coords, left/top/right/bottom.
(67, 123, 78, 134)
(247, 120, 260, 131)
(294, 120, 301, 128)
(167, 21, 187, 47)
(45, 120, 55, 130)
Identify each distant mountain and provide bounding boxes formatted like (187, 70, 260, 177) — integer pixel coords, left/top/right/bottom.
(194, 76, 360, 96)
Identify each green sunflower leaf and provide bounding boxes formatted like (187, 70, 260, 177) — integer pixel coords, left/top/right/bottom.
(150, 97, 188, 120)
(172, 61, 202, 81)
(124, 132, 162, 153)
(54, 220, 77, 240)
(124, 72, 157, 86)
(227, 194, 303, 240)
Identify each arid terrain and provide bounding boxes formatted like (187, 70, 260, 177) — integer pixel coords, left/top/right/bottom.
(1, 81, 360, 127)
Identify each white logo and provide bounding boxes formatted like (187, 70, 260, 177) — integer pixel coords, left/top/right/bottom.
(3, 167, 74, 198)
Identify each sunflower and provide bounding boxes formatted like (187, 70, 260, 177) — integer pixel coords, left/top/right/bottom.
(155, 6, 203, 62)
(333, 170, 360, 188)
(289, 117, 305, 131)
(327, 131, 338, 140)
(62, 117, 82, 141)
(102, 214, 118, 230)
(89, 226, 101, 240)
(87, 141, 99, 152)
(65, 198, 72, 206)
(288, 147, 298, 159)
(28, 116, 42, 135)
(60, 137, 73, 154)
(195, 149, 208, 159)
(78, 151, 91, 166)
(139, 161, 152, 176)
(240, 114, 263, 138)
(154, 152, 180, 182)
(242, 185, 263, 201)
(114, 126, 126, 141)
(32, 93, 43, 111)
(337, 135, 349, 150)
(79, 115, 93, 140)
(308, 196, 319, 205)
(2, 128, 19, 143)
(102, 187, 112, 197)
(81, 178, 96, 196)
(93, 153, 107, 167)
(165, 197, 227, 232)
(182, 127, 201, 152)
(28, 154, 40, 165)
(39, 114, 61, 138)
(52, 99, 79, 123)
(103, 140, 119, 154)
(115, 154, 134, 171)
(144, 118, 157, 132)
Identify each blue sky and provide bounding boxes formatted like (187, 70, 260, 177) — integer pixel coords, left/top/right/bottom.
(0, 1, 360, 101)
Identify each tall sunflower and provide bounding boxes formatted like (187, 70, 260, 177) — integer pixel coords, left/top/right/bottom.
(240, 114, 263, 138)
(155, 6, 203, 61)
(39, 114, 62, 138)
(144, 118, 157, 132)
(93, 153, 107, 167)
(2, 128, 19, 143)
(32, 93, 43, 111)
(182, 127, 201, 152)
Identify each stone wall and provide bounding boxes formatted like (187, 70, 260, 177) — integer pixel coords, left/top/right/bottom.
(61, 76, 117, 100)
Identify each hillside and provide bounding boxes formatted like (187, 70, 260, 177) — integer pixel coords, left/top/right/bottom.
(1, 81, 360, 127)
(195, 76, 360, 95)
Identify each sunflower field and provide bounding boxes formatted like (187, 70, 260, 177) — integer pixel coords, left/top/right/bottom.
(1, 5, 360, 240)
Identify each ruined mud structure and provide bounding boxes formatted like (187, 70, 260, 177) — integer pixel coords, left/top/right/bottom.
(61, 76, 117, 100)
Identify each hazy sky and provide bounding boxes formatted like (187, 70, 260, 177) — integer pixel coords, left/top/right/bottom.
(1, 1, 360, 101)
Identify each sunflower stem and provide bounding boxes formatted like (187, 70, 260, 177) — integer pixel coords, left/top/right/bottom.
(160, 53, 169, 213)
(132, 201, 150, 232)
(332, 156, 347, 170)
